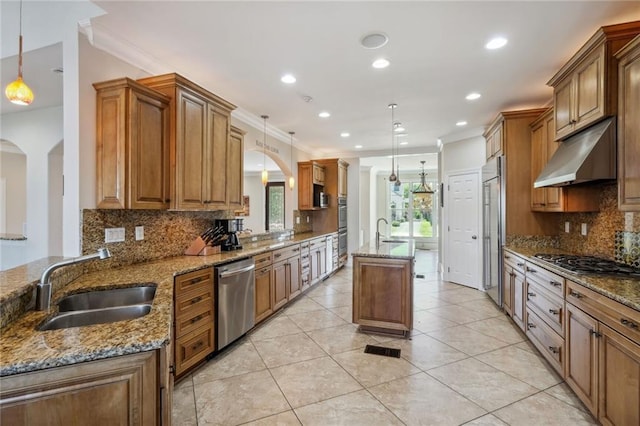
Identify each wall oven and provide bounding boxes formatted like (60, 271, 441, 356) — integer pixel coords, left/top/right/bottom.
(338, 197, 347, 229)
(338, 229, 347, 257)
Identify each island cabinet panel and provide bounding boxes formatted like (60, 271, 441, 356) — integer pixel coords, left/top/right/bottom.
(0, 351, 158, 426)
(352, 256, 413, 334)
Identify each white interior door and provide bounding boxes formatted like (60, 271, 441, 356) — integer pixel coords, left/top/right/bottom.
(446, 171, 481, 288)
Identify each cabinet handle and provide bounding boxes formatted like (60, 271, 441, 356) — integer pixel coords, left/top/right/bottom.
(293, 248, 300, 252)
(590, 330, 602, 338)
(569, 290, 583, 299)
(274, 253, 282, 258)
(505, 255, 511, 260)
(621, 319, 639, 329)
(188, 277, 204, 286)
(527, 322, 536, 330)
(260, 267, 271, 274)
(571, 119, 577, 124)
(540, 203, 546, 206)
(191, 341, 204, 351)
(527, 292, 536, 298)
(548, 308, 559, 315)
(517, 262, 525, 267)
(165, 199, 171, 203)
(548, 346, 559, 354)
(549, 281, 562, 287)
(526, 267, 537, 273)
(191, 315, 203, 324)
(190, 296, 203, 305)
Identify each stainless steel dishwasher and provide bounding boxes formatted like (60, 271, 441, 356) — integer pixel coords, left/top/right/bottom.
(216, 257, 255, 350)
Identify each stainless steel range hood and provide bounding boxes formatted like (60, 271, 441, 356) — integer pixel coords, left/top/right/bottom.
(534, 117, 616, 188)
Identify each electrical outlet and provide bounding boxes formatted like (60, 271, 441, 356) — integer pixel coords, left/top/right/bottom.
(251, 236, 258, 242)
(581, 223, 588, 236)
(565, 222, 570, 233)
(296, 216, 300, 224)
(135, 226, 144, 241)
(105, 227, 125, 243)
(306, 216, 310, 223)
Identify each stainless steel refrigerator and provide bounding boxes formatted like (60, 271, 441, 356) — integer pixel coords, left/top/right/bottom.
(482, 156, 505, 307)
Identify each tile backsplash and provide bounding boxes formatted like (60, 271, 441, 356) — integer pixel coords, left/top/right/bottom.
(615, 231, 640, 268)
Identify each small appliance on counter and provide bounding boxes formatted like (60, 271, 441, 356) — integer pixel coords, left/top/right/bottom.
(215, 218, 244, 251)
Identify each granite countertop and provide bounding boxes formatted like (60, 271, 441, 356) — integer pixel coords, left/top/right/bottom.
(505, 245, 640, 312)
(0, 233, 27, 241)
(0, 231, 330, 377)
(352, 239, 416, 260)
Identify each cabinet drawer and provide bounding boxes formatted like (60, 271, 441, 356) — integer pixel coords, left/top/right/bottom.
(309, 237, 327, 249)
(526, 280, 564, 336)
(504, 252, 526, 275)
(256, 265, 273, 277)
(526, 308, 565, 375)
(175, 324, 214, 376)
(273, 244, 300, 261)
(525, 262, 564, 297)
(566, 280, 640, 345)
(300, 241, 310, 250)
(175, 300, 214, 338)
(175, 284, 214, 319)
(254, 252, 273, 268)
(175, 268, 213, 295)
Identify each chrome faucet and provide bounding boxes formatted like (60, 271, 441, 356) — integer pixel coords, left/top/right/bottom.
(376, 218, 388, 245)
(36, 248, 111, 310)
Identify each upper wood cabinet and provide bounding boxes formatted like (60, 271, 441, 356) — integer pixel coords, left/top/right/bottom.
(547, 21, 640, 140)
(298, 161, 325, 210)
(137, 73, 238, 211)
(617, 35, 640, 211)
(529, 108, 599, 213)
(228, 126, 245, 210)
(312, 163, 325, 185)
(484, 123, 503, 160)
(94, 78, 171, 209)
(338, 160, 348, 198)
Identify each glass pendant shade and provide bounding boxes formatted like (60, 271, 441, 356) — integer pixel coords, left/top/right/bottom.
(261, 169, 269, 186)
(289, 176, 295, 190)
(6, 2, 34, 106)
(261, 115, 269, 186)
(388, 103, 397, 182)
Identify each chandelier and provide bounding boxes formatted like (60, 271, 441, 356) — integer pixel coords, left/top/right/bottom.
(413, 160, 434, 208)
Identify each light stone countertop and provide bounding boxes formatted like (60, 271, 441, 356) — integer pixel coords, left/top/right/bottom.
(505, 246, 640, 312)
(351, 239, 416, 260)
(0, 231, 331, 377)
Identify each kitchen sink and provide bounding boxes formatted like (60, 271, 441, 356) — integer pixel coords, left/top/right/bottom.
(57, 285, 156, 312)
(38, 304, 152, 331)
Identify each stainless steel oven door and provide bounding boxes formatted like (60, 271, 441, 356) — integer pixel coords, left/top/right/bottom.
(338, 198, 347, 229)
(338, 229, 347, 256)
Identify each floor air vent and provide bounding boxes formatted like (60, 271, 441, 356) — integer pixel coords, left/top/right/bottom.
(364, 345, 401, 358)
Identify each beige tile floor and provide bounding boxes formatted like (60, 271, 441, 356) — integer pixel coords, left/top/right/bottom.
(173, 250, 597, 425)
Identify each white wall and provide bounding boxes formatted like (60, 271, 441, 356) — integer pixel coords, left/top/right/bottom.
(0, 151, 26, 234)
(48, 143, 64, 255)
(441, 136, 485, 172)
(359, 166, 372, 246)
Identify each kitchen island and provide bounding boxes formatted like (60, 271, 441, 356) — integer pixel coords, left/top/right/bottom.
(352, 240, 415, 337)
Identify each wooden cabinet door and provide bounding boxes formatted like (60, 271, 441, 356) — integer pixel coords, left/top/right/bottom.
(574, 46, 605, 132)
(502, 265, 513, 316)
(272, 260, 288, 311)
(565, 303, 599, 415)
(0, 351, 157, 426)
(255, 265, 273, 324)
(176, 90, 207, 210)
(491, 126, 503, 157)
(554, 77, 574, 140)
(530, 119, 547, 211)
(618, 37, 640, 211)
(205, 104, 229, 209)
(544, 112, 564, 211)
(512, 269, 525, 331)
(598, 324, 640, 426)
(298, 163, 313, 210)
(288, 256, 302, 301)
(228, 127, 245, 210)
(338, 162, 348, 197)
(312, 163, 325, 185)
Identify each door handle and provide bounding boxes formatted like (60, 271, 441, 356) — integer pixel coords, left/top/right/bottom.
(471, 235, 477, 240)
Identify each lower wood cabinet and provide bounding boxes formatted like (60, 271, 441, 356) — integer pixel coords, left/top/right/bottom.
(254, 252, 274, 324)
(0, 350, 163, 426)
(512, 269, 526, 331)
(272, 245, 301, 308)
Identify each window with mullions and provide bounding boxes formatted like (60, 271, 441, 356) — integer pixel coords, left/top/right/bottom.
(266, 182, 285, 231)
(388, 180, 438, 239)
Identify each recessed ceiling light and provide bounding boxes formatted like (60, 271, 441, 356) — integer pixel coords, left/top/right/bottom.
(466, 92, 481, 100)
(361, 32, 389, 49)
(485, 37, 508, 50)
(340, 132, 350, 138)
(456, 121, 468, 126)
(399, 141, 409, 146)
(355, 145, 363, 149)
(372, 58, 390, 69)
(318, 111, 331, 118)
(281, 74, 296, 84)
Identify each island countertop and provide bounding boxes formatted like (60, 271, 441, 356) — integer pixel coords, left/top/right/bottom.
(351, 239, 416, 260)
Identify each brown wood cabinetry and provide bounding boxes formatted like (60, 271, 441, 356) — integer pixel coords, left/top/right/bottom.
(174, 267, 215, 377)
(300, 241, 311, 291)
(530, 108, 600, 212)
(313, 163, 325, 185)
(485, 122, 503, 160)
(616, 35, 640, 211)
(502, 252, 527, 324)
(564, 279, 640, 424)
(0, 351, 161, 425)
(228, 126, 245, 210)
(94, 78, 171, 209)
(254, 252, 274, 324)
(298, 161, 325, 210)
(137, 73, 239, 211)
(352, 256, 413, 335)
(272, 244, 302, 307)
(312, 159, 349, 235)
(309, 237, 328, 284)
(548, 22, 640, 140)
(484, 109, 556, 237)
(338, 161, 348, 197)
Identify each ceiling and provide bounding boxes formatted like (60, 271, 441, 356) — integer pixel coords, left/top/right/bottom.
(2, 1, 640, 161)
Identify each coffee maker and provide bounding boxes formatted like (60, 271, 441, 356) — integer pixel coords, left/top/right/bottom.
(215, 218, 243, 251)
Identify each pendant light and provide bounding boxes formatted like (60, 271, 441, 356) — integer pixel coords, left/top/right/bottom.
(388, 103, 397, 182)
(5, 0, 34, 106)
(413, 160, 434, 207)
(261, 115, 269, 186)
(393, 122, 401, 188)
(288, 131, 295, 190)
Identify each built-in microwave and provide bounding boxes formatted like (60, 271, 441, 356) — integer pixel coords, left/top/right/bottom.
(319, 192, 329, 208)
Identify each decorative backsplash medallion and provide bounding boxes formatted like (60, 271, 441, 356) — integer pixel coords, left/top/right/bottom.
(615, 231, 640, 268)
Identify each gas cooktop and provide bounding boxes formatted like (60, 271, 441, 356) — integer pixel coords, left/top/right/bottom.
(533, 254, 640, 277)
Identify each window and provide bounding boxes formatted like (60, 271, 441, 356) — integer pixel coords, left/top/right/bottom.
(265, 182, 285, 231)
(388, 180, 438, 239)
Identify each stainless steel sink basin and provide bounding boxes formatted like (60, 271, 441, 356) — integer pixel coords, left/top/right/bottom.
(38, 305, 152, 331)
(381, 239, 408, 244)
(57, 285, 156, 312)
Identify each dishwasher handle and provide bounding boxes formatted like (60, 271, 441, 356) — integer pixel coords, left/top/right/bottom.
(219, 263, 255, 278)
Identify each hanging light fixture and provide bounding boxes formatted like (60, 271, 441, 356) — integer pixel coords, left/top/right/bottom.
(413, 160, 434, 208)
(388, 103, 397, 182)
(5, 0, 34, 106)
(261, 115, 269, 186)
(393, 122, 402, 188)
(288, 131, 295, 190)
